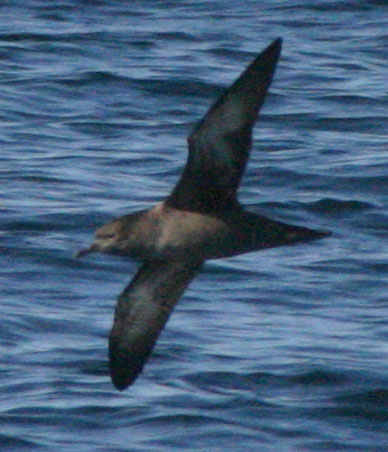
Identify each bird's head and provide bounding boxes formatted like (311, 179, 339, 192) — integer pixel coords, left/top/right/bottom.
(75, 220, 123, 258)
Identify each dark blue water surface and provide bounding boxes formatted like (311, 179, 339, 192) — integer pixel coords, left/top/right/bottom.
(1, 1, 387, 451)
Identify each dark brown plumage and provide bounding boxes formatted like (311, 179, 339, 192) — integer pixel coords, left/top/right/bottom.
(76, 38, 330, 390)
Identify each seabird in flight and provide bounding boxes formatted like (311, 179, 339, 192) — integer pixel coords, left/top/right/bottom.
(76, 38, 330, 390)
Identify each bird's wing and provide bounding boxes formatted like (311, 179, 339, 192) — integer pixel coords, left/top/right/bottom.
(166, 38, 282, 213)
(109, 258, 202, 390)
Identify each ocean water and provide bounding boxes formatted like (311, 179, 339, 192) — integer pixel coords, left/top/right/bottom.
(1, 1, 387, 451)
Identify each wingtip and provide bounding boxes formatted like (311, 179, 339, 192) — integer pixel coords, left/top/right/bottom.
(109, 341, 146, 391)
(273, 37, 283, 47)
(111, 374, 134, 391)
(265, 37, 282, 58)
(109, 360, 142, 391)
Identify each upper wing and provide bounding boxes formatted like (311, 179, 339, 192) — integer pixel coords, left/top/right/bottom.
(109, 258, 202, 390)
(166, 38, 282, 213)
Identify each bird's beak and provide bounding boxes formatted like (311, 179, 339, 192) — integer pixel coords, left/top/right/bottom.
(74, 244, 97, 258)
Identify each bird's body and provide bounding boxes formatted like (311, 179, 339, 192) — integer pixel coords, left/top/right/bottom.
(77, 38, 330, 390)
(81, 202, 326, 262)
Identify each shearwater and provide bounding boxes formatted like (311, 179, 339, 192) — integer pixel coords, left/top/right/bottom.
(76, 38, 330, 390)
